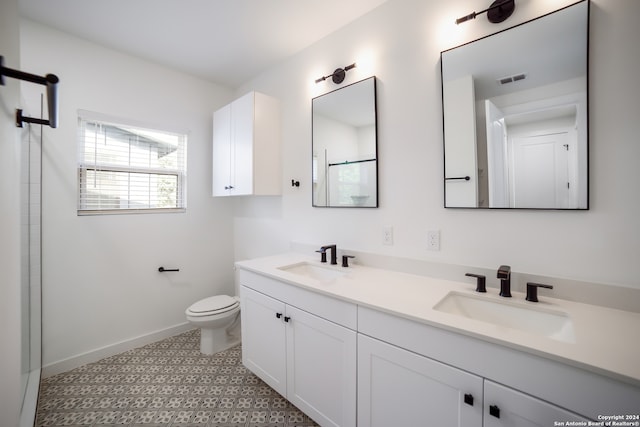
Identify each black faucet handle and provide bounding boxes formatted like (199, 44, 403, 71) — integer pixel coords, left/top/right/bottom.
(526, 282, 554, 302)
(315, 248, 327, 263)
(342, 255, 355, 268)
(497, 265, 511, 278)
(465, 273, 486, 293)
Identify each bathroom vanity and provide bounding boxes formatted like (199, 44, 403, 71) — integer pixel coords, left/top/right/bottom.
(236, 253, 640, 427)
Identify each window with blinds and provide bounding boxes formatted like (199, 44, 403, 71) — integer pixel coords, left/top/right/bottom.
(77, 113, 187, 215)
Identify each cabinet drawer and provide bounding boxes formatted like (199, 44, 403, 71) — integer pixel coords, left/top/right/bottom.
(238, 269, 357, 330)
(358, 306, 640, 420)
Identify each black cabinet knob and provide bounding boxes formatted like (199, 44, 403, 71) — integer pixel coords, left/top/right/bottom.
(489, 405, 500, 418)
(284, 316, 291, 323)
(276, 313, 282, 319)
(464, 393, 474, 406)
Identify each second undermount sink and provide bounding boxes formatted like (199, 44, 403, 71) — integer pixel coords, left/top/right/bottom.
(278, 262, 346, 282)
(434, 291, 576, 343)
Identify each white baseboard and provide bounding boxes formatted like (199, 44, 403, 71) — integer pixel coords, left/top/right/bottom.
(42, 323, 194, 378)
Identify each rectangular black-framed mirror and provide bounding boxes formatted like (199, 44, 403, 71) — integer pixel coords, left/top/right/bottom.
(441, 0, 589, 209)
(312, 76, 378, 208)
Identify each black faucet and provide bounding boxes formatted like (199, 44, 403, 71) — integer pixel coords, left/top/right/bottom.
(497, 265, 512, 297)
(317, 245, 337, 265)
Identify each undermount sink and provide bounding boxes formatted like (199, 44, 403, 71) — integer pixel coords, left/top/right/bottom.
(433, 291, 576, 343)
(278, 262, 346, 281)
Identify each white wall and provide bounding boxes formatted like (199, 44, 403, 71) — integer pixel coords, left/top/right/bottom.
(0, 0, 23, 424)
(20, 20, 237, 370)
(234, 0, 640, 289)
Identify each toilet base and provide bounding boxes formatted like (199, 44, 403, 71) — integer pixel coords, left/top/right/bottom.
(198, 313, 241, 355)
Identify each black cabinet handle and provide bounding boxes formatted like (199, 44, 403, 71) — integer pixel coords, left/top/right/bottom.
(489, 405, 500, 418)
(276, 313, 282, 319)
(464, 393, 474, 406)
(284, 316, 291, 323)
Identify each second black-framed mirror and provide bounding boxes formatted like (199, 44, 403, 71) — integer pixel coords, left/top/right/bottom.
(441, 1, 589, 209)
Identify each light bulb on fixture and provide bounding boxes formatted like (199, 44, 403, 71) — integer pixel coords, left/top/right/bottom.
(456, 0, 515, 25)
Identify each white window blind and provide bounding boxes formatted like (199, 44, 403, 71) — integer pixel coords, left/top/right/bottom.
(77, 113, 187, 214)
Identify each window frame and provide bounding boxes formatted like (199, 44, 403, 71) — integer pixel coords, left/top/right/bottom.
(77, 110, 188, 216)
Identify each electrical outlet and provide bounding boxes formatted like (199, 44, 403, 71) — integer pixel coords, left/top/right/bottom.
(427, 230, 440, 251)
(383, 226, 394, 245)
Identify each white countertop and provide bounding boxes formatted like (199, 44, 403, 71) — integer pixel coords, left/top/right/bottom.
(235, 253, 640, 387)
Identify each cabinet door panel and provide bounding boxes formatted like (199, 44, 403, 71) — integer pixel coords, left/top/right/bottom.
(286, 305, 356, 427)
(358, 334, 483, 427)
(212, 104, 232, 196)
(240, 286, 286, 396)
(231, 92, 254, 195)
(484, 381, 588, 427)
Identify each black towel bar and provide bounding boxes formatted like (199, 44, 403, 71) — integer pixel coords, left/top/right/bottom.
(158, 267, 179, 272)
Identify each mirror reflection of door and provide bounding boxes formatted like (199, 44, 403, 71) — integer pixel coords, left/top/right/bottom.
(511, 132, 571, 208)
(486, 101, 579, 208)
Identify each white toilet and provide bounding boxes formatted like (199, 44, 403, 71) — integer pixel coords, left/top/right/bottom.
(185, 294, 241, 355)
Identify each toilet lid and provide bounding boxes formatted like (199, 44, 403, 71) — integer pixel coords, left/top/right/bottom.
(187, 295, 239, 315)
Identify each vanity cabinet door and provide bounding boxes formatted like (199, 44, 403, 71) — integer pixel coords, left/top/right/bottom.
(240, 286, 287, 396)
(285, 305, 357, 427)
(483, 381, 588, 427)
(358, 334, 483, 427)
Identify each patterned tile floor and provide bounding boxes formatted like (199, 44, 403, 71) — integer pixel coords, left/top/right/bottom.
(36, 329, 319, 427)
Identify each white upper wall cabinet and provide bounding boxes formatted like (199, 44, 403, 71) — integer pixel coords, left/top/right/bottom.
(212, 91, 281, 196)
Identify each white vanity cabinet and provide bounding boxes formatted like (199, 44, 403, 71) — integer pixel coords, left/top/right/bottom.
(359, 332, 589, 426)
(236, 257, 640, 427)
(358, 306, 639, 425)
(358, 334, 483, 426)
(239, 270, 357, 427)
(212, 91, 280, 197)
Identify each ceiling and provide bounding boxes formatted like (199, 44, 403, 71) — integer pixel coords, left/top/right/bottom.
(19, 0, 388, 88)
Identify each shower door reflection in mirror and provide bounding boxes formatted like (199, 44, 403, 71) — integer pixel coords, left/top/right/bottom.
(312, 77, 378, 207)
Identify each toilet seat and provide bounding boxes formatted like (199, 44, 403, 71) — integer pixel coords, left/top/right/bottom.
(186, 295, 239, 317)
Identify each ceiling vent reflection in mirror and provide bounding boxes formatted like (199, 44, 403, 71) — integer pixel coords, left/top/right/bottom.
(498, 73, 527, 85)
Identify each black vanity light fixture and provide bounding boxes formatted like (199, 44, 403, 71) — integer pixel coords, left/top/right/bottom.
(315, 63, 356, 84)
(0, 55, 59, 128)
(456, 0, 515, 25)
